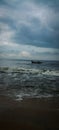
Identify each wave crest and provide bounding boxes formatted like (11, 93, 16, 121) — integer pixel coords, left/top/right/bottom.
(0, 67, 59, 76)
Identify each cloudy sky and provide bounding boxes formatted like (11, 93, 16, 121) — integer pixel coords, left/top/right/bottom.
(0, 0, 59, 60)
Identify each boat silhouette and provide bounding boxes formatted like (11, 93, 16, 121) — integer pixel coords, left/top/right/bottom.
(31, 60, 42, 64)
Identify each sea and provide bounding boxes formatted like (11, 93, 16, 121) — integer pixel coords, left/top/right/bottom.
(0, 59, 59, 100)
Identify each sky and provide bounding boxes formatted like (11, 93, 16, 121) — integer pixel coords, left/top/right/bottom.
(0, 0, 59, 60)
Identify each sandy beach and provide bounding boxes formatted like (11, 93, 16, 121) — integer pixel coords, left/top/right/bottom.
(0, 96, 59, 130)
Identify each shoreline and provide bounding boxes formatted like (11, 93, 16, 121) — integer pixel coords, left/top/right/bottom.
(0, 95, 59, 130)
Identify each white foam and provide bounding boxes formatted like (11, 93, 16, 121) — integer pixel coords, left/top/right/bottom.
(0, 67, 59, 76)
(42, 70, 59, 76)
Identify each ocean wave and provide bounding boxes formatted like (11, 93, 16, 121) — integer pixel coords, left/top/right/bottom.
(0, 67, 59, 76)
(42, 70, 59, 76)
(4, 92, 53, 101)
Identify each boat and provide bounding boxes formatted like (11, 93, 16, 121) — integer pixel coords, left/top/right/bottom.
(31, 60, 42, 64)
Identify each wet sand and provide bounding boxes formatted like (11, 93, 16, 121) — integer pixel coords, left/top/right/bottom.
(0, 96, 59, 130)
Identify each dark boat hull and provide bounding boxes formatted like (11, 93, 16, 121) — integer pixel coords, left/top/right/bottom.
(31, 61, 42, 64)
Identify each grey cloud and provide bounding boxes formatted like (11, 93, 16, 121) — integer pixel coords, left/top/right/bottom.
(33, 0, 59, 8)
(13, 22, 59, 48)
(0, 0, 59, 49)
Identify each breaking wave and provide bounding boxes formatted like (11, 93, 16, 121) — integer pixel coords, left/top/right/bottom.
(0, 67, 59, 76)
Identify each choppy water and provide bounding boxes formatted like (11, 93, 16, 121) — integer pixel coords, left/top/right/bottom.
(0, 59, 59, 100)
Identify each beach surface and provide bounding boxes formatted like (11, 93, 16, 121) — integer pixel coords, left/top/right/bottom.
(0, 96, 59, 130)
